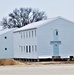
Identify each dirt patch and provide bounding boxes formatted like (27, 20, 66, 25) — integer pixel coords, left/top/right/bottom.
(0, 59, 24, 66)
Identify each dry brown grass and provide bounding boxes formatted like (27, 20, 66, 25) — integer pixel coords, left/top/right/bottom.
(0, 59, 24, 66)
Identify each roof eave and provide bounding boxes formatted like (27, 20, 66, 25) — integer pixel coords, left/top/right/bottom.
(14, 28, 37, 33)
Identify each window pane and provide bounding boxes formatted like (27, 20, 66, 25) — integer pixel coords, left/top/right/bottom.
(35, 45, 37, 52)
(26, 46, 28, 53)
(24, 32, 25, 38)
(32, 31, 33, 37)
(24, 46, 25, 52)
(21, 46, 23, 52)
(56, 31, 58, 35)
(29, 46, 31, 53)
(21, 32, 22, 38)
(35, 30, 36, 36)
(55, 29, 58, 35)
(26, 32, 28, 38)
(29, 31, 30, 37)
(32, 45, 34, 52)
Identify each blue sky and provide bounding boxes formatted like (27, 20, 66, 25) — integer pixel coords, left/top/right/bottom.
(0, 0, 74, 21)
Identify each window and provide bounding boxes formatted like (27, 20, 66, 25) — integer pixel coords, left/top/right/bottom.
(32, 45, 34, 52)
(26, 31, 28, 38)
(32, 31, 33, 37)
(5, 48, 7, 50)
(29, 46, 31, 53)
(29, 31, 30, 37)
(21, 32, 22, 38)
(26, 46, 28, 53)
(5, 36, 7, 39)
(35, 45, 37, 52)
(55, 29, 58, 35)
(24, 46, 25, 52)
(56, 31, 58, 35)
(35, 30, 36, 36)
(24, 32, 25, 38)
(21, 46, 23, 52)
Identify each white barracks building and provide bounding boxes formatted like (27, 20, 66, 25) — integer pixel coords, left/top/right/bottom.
(13, 16, 74, 60)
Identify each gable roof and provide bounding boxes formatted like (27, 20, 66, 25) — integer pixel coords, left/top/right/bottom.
(14, 16, 74, 32)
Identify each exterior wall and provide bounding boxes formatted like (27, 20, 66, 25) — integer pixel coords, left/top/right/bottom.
(0, 30, 14, 59)
(37, 18, 74, 58)
(37, 24, 53, 58)
(14, 29, 38, 59)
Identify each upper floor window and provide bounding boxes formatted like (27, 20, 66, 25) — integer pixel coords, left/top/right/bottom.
(29, 31, 30, 37)
(55, 29, 58, 35)
(24, 32, 25, 38)
(56, 31, 58, 35)
(20, 30, 36, 39)
(26, 31, 28, 38)
(32, 31, 33, 37)
(21, 32, 22, 38)
(35, 30, 36, 37)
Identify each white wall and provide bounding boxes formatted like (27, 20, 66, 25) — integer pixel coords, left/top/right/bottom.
(14, 29, 38, 59)
(37, 18, 74, 58)
(37, 23, 53, 58)
(14, 18, 74, 59)
(0, 30, 14, 59)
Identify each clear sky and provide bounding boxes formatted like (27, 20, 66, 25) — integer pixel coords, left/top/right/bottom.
(0, 0, 74, 21)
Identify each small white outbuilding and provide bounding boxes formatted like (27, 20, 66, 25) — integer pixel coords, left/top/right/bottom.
(0, 28, 16, 59)
(13, 16, 74, 59)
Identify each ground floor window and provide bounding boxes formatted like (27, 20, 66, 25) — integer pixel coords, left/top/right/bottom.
(32, 45, 34, 52)
(24, 46, 25, 52)
(29, 46, 31, 53)
(19, 45, 37, 53)
(35, 45, 37, 52)
(26, 46, 28, 53)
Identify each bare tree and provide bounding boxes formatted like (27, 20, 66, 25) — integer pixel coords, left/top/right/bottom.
(2, 8, 47, 28)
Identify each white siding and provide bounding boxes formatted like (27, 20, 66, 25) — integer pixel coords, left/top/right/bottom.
(0, 30, 14, 59)
(37, 18, 74, 58)
(14, 17, 74, 59)
(14, 29, 38, 59)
